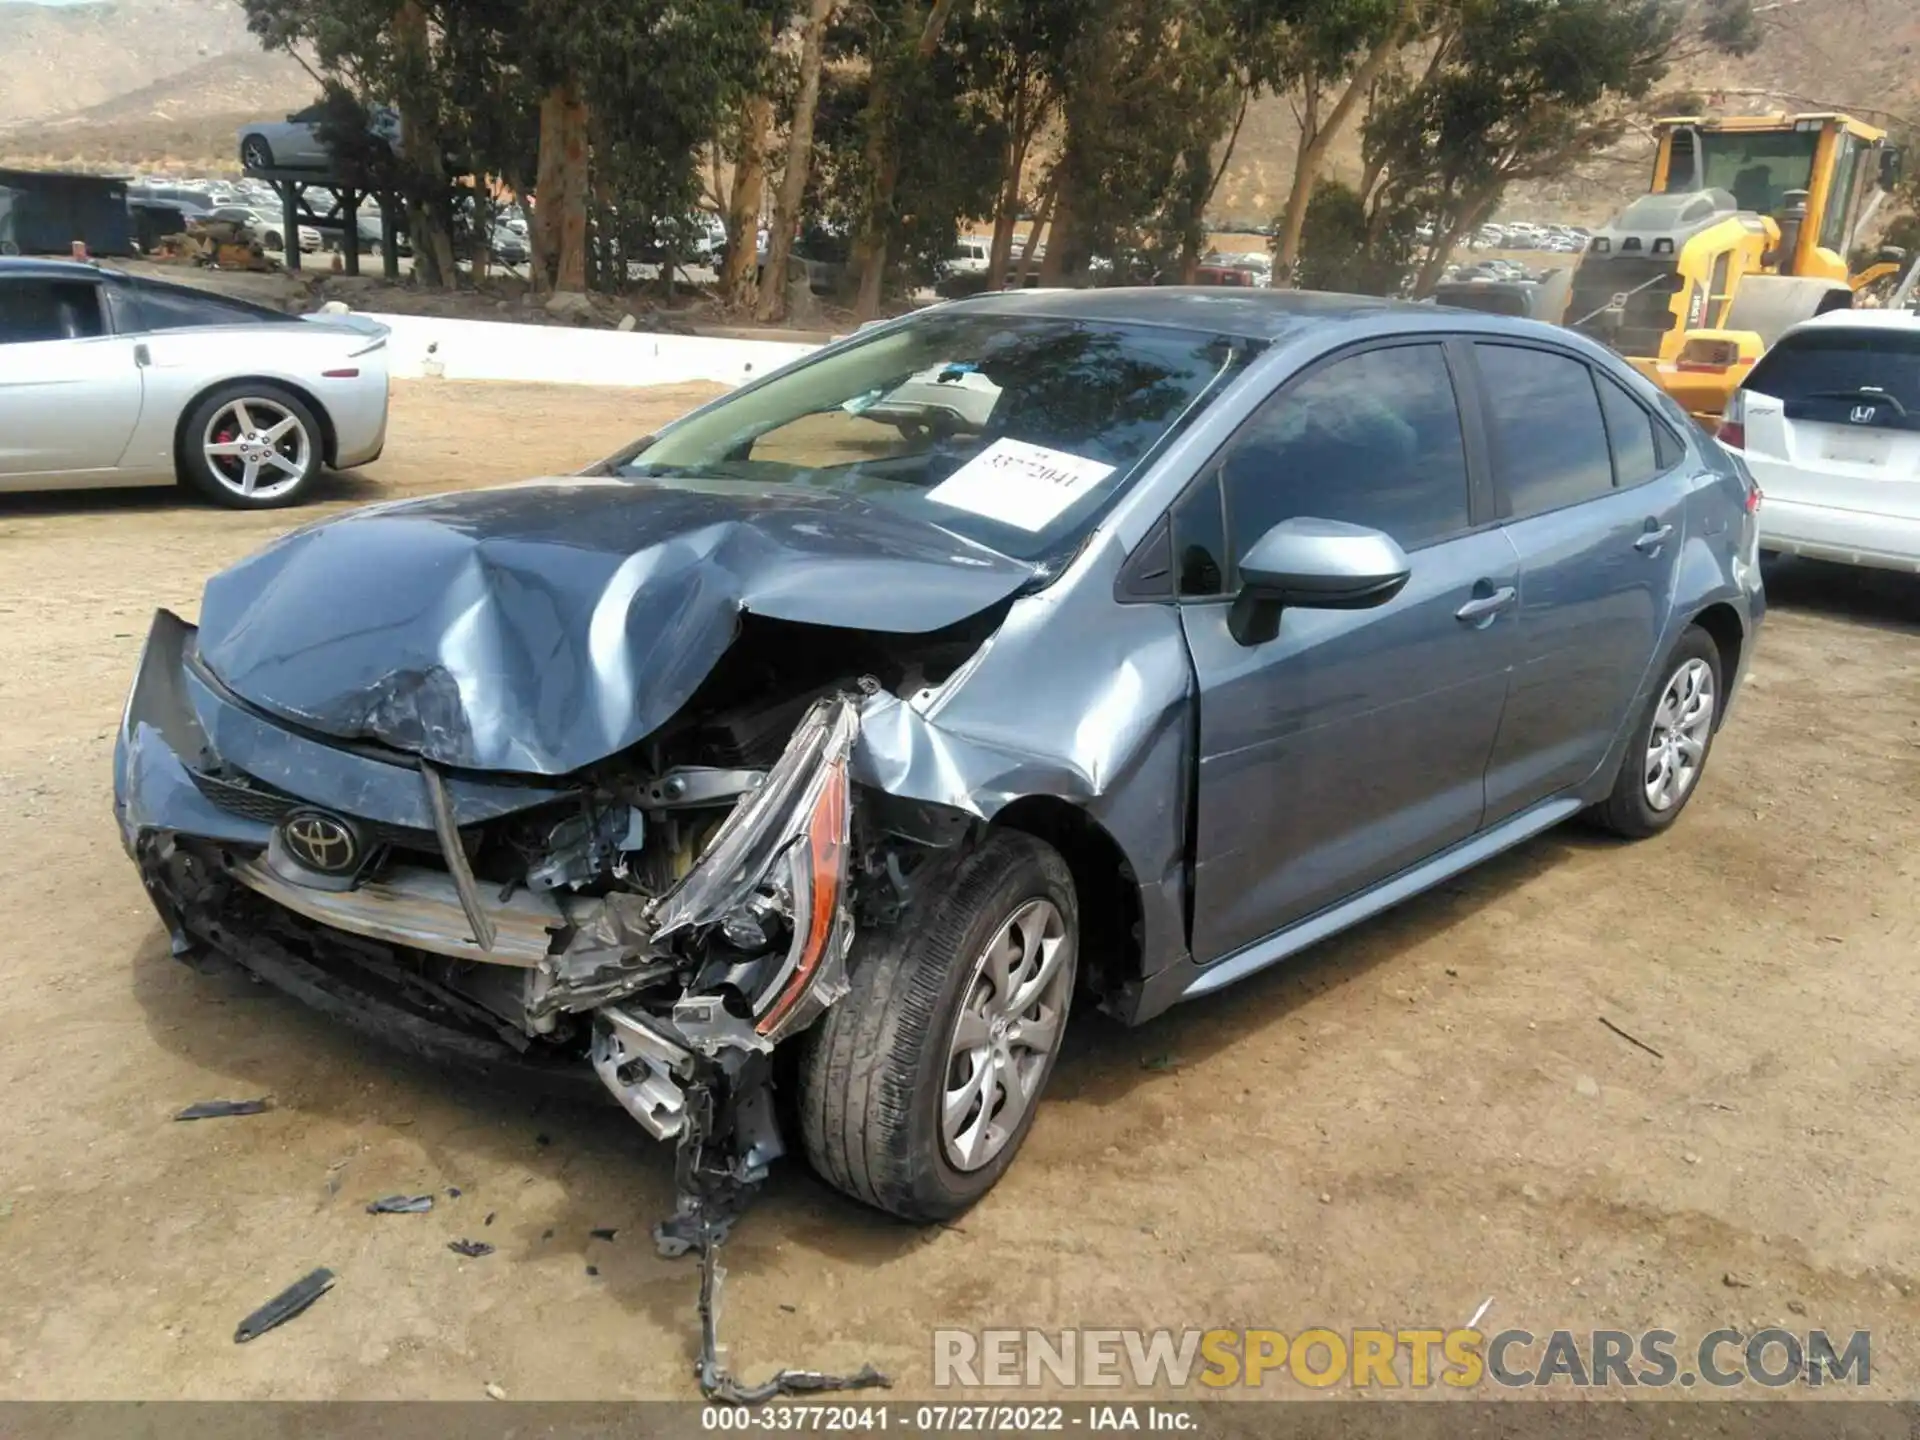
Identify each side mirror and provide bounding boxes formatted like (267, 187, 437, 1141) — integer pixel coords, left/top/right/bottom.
(1228, 518, 1412, 646)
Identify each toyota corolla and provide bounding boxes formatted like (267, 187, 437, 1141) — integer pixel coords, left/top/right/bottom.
(114, 289, 1763, 1226)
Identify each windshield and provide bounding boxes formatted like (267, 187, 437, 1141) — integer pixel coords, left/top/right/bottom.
(620, 311, 1260, 561)
(1693, 129, 1818, 215)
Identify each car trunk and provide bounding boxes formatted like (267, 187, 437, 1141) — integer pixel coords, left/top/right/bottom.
(1736, 325, 1920, 521)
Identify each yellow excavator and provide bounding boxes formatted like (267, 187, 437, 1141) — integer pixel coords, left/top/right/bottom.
(1560, 112, 1906, 420)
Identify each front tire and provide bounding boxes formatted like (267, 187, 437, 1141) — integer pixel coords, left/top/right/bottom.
(178, 382, 324, 509)
(240, 134, 274, 170)
(797, 830, 1077, 1221)
(1588, 626, 1723, 839)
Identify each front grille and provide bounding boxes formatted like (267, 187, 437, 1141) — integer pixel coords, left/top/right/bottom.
(190, 768, 440, 851)
(191, 769, 294, 824)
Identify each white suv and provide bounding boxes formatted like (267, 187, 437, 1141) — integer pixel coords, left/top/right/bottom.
(1717, 310, 1920, 573)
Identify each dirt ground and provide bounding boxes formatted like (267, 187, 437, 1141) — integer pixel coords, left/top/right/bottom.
(2, 379, 1918, 1403)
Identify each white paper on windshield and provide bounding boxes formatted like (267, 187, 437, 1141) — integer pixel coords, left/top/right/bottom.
(925, 439, 1116, 532)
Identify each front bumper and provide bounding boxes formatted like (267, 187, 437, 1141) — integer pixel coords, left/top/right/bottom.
(115, 609, 860, 1141)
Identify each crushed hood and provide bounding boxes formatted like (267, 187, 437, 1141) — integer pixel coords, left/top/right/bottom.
(195, 477, 1033, 775)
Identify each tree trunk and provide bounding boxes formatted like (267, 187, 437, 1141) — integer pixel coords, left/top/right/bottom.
(720, 93, 771, 310)
(758, 0, 836, 323)
(534, 83, 591, 294)
(1037, 183, 1074, 284)
(556, 93, 590, 293)
(851, 0, 960, 323)
(1273, 24, 1405, 280)
(1414, 188, 1500, 297)
(394, 0, 456, 289)
(531, 88, 565, 290)
(985, 125, 1031, 291)
(1012, 179, 1054, 287)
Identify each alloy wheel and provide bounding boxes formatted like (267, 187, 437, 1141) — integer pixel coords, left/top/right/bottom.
(1644, 657, 1715, 811)
(941, 897, 1071, 1172)
(202, 398, 312, 501)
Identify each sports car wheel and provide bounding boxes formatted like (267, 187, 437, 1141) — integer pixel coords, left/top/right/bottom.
(179, 383, 324, 509)
(240, 134, 274, 170)
(797, 830, 1078, 1221)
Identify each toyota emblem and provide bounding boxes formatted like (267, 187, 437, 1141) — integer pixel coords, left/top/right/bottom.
(280, 809, 361, 875)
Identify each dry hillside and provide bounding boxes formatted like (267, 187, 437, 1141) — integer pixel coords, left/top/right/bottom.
(0, 0, 311, 174)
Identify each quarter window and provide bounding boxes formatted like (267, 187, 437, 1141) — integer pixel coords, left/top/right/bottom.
(1217, 343, 1472, 564)
(1474, 344, 1614, 518)
(1596, 373, 1663, 488)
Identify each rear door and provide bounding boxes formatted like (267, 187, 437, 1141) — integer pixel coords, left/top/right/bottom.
(1181, 340, 1518, 964)
(0, 274, 144, 479)
(1475, 342, 1691, 821)
(1736, 323, 1920, 530)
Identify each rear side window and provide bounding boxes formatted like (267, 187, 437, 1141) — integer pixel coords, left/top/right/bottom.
(1474, 343, 1614, 518)
(118, 279, 288, 333)
(0, 278, 105, 344)
(1218, 343, 1472, 557)
(1744, 327, 1920, 431)
(1596, 373, 1663, 487)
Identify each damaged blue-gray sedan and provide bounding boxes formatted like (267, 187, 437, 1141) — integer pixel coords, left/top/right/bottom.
(115, 289, 1763, 1224)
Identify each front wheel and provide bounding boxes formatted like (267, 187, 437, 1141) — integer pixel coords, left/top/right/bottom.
(797, 830, 1078, 1221)
(1588, 626, 1723, 838)
(240, 134, 273, 170)
(178, 383, 324, 509)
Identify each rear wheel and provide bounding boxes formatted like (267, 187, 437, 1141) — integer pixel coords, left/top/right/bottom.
(1588, 626, 1723, 838)
(797, 831, 1077, 1221)
(178, 383, 324, 509)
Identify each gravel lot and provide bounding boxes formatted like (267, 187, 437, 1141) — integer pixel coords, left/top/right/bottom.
(1, 379, 1917, 1401)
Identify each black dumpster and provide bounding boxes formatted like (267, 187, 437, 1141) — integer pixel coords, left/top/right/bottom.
(0, 168, 133, 256)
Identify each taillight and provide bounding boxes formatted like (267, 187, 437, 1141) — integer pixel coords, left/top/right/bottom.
(1716, 390, 1746, 450)
(1745, 484, 1762, 514)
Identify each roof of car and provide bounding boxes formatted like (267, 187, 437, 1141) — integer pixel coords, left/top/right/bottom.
(0, 256, 127, 281)
(1791, 307, 1920, 333)
(945, 286, 1419, 339)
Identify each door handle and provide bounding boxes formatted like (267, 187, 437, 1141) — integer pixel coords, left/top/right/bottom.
(1455, 585, 1517, 624)
(1634, 523, 1674, 554)
(133, 343, 151, 367)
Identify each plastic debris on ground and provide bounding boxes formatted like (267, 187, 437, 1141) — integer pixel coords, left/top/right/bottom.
(365, 1194, 435, 1214)
(234, 1268, 335, 1343)
(175, 1099, 271, 1120)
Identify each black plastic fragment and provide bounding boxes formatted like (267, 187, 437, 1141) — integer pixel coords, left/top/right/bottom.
(234, 1268, 334, 1343)
(447, 1186, 462, 1198)
(448, 1239, 495, 1257)
(365, 1194, 434, 1215)
(176, 1099, 271, 1121)
(590, 1227, 618, 1241)
(585, 1264, 600, 1277)
(484, 1212, 496, 1226)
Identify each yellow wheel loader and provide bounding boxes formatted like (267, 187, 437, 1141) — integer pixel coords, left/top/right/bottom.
(1559, 113, 1906, 421)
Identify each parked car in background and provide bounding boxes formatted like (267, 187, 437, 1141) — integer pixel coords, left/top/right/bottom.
(113, 289, 1760, 1225)
(1717, 309, 1920, 572)
(208, 205, 320, 253)
(490, 224, 529, 267)
(0, 258, 388, 507)
(239, 104, 402, 171)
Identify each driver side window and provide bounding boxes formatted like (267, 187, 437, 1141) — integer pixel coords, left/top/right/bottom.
(1213, 343, 1472, 585)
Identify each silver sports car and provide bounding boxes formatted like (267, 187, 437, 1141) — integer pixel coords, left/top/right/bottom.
(0, 258, 389, 508)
